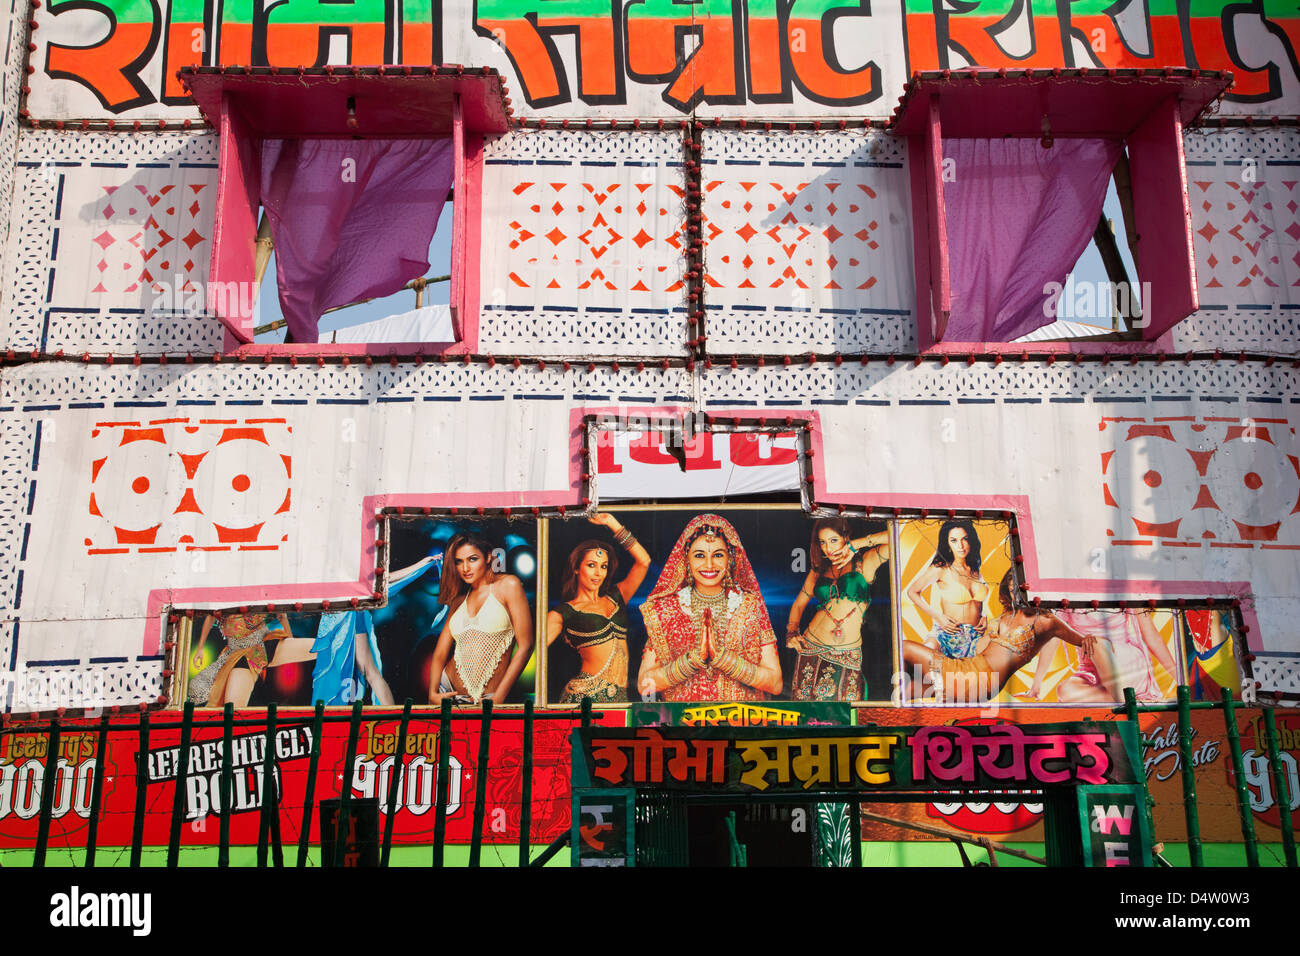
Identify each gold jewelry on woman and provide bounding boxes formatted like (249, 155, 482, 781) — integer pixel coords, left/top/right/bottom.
(689, 587, 729, 640)
(822, 602, 858, 641)
(663, 648, 705, 686)
(714, 649, 755, 687)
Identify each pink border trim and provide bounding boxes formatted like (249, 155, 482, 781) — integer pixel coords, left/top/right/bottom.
(140, 405, 1262, 657)
(916, 328, 1177, 356)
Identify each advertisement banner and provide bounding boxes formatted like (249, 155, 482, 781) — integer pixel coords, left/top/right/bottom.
(28, 0, 1300, 120)
(544, 507, 895, 707)
(182, 516, 540, 709)
(574, 722, 1139, 794)
(0, 709, 620, 851)
(629, 701, 852, 727)
(852, 707, 1300, 847)
(593, 429, 801, 500)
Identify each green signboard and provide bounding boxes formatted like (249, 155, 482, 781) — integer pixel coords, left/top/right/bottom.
(573, 722, 1141, 794)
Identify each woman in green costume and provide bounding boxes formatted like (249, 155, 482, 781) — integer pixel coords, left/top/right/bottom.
(786, 518, 890, 701)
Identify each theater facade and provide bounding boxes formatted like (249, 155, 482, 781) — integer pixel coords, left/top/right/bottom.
(0, 0, 1297, 864)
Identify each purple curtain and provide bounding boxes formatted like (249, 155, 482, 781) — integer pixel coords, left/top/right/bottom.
(260, 138, 455, 343)
(942, 138, 1121, 341)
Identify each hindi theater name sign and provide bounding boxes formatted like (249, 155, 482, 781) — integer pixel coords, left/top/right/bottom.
(575, 723, 1139, 794)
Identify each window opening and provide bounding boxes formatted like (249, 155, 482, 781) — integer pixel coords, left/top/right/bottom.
(181, 67, 510, 349)
(1016, 163, 1144, 343)
(893, 69, 1231, 346)
(252, 198, 455, 345)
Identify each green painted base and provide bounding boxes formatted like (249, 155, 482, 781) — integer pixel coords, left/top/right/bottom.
(0, 844, 568, 867)
(861, 841, 1293, 867)
(2, 841, 1289, 867)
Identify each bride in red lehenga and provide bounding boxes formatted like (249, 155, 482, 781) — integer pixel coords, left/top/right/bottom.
(636, 514, 783, 702)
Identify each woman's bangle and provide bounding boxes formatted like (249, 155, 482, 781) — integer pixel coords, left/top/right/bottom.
(714, 649, 739, 679)
(715, 649, 755, 686)
(663, 649, 704, 686)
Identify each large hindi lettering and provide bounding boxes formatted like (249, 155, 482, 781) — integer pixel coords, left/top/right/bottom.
(577, 722, 1136, 792)
(32, 0, 1299, 116)
(907, 725, 1118, 787)
(589, 728, 730, 786)
(736, 735, 899, 791)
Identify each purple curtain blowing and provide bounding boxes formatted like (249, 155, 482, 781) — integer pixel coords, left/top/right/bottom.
(942, 138, 1121, 341)
(260, 138, 455, 342)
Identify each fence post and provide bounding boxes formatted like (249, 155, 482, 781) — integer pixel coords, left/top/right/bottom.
(131, 709, 152, 868)
(33, 717, 60, 867)
(84, 714, 111, 867)
(469, 699, 493, 867)
(257, 702, 278, 867)
(332, 701, 364, 868)
(218, 703, 234, 867)
(1176, 685, 1204, 867)
(518, 694, 534, 867)
(1220, 689, 1259, 867)
(433, 698, 453, 868)
(1263, 707, 1298, 867)
(166, 701, 195, 867)
(296, 702, 325, 868)
(380, 699, 414, 867)
(1123, 686, 1158, 851)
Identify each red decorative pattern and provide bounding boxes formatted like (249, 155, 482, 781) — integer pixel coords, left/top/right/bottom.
(86, 417, 292, 555)
(1100, 415, 1300, 549)
(702, 178, 884, 293)
(86, 180, 210, 297)
(501, 178, 683, 294)
(1191, 175, 1300, 297)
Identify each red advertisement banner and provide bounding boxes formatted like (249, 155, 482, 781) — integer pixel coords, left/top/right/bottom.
(854, 706, 1300, 845)
(0, 710, 621, 852)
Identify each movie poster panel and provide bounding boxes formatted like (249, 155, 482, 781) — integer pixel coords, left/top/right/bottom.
(543, 507, 894, 706)
(897, 517, 1014, 705)
(1181, 607, 1243, 701)
(182, 517, 539, 708)
(1031, 609, 1180, 704)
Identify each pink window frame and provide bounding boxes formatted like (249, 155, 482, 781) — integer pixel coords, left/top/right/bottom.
(183, 67, 506, 357)
(892, 68, 1232, 356)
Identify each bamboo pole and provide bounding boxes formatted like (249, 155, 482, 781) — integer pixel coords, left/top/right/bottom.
(251, 274, 450, 337)
(856, 808, 1047, 866)
(130, 710, 151, 868)
(296, 702, 325, 868)
(1176, 685, 1204, 866)
(256, 703, 278, 867)
(331, 701, 363, 867)
(83, 714, 111, 868)
(218, 704, 233, 867)
(33, 717, 59, 867)
(1123, 687, 1159, 851)
(518, 695, 535, 867)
